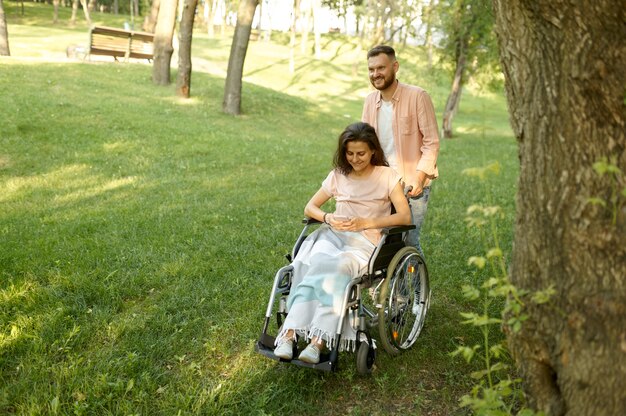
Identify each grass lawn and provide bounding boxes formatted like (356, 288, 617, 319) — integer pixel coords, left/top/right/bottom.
(1, 4, 518, 415)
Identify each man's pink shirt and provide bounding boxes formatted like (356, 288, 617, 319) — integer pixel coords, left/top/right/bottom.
(362, 81, 440, 187)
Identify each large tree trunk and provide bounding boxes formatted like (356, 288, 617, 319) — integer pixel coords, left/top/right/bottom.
(176, 0, 198, 98)
(442, 50, 465, 138)
(222, 0, 259, 115)
(492, 1, 626, 415)
(0, 0, 9, 56)
(152, 0, 178, 85)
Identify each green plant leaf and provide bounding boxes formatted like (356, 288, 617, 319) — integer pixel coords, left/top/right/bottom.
(462, 284, 481, 300)
(468, 256, 487, 269)
(587, 197, 607, 207)
(531, 285, 556, 304)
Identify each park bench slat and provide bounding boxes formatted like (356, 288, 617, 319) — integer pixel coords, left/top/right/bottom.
(89, 25, 154, 62)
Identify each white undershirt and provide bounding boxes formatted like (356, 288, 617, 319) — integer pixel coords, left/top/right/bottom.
(377, 100, 397, 170)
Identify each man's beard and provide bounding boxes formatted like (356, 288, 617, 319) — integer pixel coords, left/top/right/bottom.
(370, 73, 396, 91)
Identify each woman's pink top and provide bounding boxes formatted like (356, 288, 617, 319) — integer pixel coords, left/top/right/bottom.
(321, 165, 401, 244)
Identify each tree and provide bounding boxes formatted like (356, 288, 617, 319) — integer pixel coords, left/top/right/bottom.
(176, 0, 198, 98)
(422, 0, 436, 69)
(0, 0, 8, 56)
(492, 1, 626, 414)
(70, 0, 92, 26)
(53, 0, 60, 24)
(223, 0, 259, 115)
(204, 0, 218, 37)
(289, 0, 300, 73)
(143, 0, 161, 33)
(152, 0, 179, 86)
(438, 0, 496, 138)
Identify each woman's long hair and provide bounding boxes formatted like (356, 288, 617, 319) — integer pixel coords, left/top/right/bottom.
(333, 122, 389, 175)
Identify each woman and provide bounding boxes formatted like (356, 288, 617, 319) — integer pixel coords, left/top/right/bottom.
(274, 122, 411, 364)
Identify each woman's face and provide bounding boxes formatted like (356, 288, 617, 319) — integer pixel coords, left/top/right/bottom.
(345, 140, 374, 173)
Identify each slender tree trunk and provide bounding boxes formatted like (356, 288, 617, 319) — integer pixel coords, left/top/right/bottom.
(113, 0, 118, 14)
(423, 0, 435, 68)
(80, 0, 92, 25)
(143, 0, 161, 32)
(53, 0, 60, 24)
(492, 1, 626, 415)
(205, 0, 217, 37)
(222, 0, 259, 115)
(176, 0, 198, 98)
(70, 0, 78, 24)
(300, 1, 309, 55)
(152, 0, 179, 85)
(312, 0, 321, 58)
(0, 0, 9, 56)
(220, 0, 227, 37)
(289, 0, 299, 73)
(262, 0, 272, 41)
(133, 0, 139, 18)
(442, 51, 465, 138)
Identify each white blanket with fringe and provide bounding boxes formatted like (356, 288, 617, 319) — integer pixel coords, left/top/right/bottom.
(277, 225, 375, 352)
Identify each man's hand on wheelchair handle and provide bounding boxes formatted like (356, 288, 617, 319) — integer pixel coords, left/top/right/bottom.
(407, 171, 427, 198)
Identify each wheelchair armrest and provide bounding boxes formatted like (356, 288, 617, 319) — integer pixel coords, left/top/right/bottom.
(381, 224, 416, 235)
(302, 219, 414, 232)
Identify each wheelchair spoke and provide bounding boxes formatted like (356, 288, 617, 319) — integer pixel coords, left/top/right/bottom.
(378, 247, 431, 355)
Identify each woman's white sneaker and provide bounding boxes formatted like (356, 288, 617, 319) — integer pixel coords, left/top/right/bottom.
(298, 344, 320, 364)
(274, 339, 294, 360)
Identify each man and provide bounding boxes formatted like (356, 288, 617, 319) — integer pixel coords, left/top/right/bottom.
(362, 45, 440, 257)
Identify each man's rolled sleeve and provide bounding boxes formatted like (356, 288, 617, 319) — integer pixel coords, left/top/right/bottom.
(416, 91, 440, 178)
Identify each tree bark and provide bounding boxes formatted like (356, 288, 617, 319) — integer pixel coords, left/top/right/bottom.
(143, 0, 161, 33)
(492, 1, 626, 415)
(0, 0, 9, 56)
(222, 0, 259, 115)
(69, 0, 91, 25)
(152, 0, 179, 85)
(442, 50, 466, 138)
(176, 0, 198, 98)
(299, 0, 309, 55)
(53, 0, 59, 24)
(205, 0, 217, 37)
(288, 0, 299, 73)
(311, 0, 321, 59)
(424, 0, 435, 69)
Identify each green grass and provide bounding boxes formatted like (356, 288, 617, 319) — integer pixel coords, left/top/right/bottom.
(1, 4, 517, 415)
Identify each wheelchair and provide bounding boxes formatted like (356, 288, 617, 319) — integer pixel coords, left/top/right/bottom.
(255, 213, 431, 375)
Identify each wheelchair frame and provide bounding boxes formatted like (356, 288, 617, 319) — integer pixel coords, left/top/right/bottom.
(255, 218, 431, 374)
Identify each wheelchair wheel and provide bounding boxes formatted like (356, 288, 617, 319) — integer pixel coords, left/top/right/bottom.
(356, 341, 375, 375)
(377, 246, 430, 356)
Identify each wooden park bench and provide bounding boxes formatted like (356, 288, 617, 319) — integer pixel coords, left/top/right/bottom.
(88, 26, 154, 62)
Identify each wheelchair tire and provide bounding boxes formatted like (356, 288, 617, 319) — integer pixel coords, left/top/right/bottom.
(356, 342, 375, 375)
(377, 246, 430, 356)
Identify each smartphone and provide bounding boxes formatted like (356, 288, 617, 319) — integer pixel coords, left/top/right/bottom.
(333, 215, 350, 222)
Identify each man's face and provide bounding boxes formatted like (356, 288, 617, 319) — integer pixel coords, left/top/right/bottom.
(368, 53, 398, 91)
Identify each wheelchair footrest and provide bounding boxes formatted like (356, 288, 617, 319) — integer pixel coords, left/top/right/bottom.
(254, 341, 335, 372)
